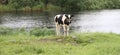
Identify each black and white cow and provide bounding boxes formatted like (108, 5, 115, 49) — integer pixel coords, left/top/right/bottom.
(54, 14, 74, 36)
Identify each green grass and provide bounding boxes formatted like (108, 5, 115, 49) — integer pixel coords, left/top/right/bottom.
(0, 5, 14, 12)
(0, 27, 120, 55)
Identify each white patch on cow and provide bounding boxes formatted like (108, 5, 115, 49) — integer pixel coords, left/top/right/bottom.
(68, 14, 71, 19)
(56, 15, 61, 18)
(54, 15, 61, 22)
(62, 14, 66, 24)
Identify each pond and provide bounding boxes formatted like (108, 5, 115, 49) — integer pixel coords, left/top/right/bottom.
(0, 9, 120, 34)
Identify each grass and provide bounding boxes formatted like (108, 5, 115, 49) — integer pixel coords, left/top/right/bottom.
(0, 27, 120, 55)
(0, 4, 60, 12)
(0, 5, 14, 12)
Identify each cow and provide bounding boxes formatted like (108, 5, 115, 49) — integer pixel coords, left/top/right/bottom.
(54, 14, 74, 36)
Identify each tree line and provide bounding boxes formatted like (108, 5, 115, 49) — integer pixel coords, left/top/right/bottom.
(0, 0, 120, 12)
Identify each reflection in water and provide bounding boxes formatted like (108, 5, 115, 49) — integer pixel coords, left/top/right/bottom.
(0, 10, 120, 33)
(0, 12, 55, 28)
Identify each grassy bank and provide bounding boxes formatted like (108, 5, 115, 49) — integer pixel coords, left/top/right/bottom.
(0, 27, 120, 55)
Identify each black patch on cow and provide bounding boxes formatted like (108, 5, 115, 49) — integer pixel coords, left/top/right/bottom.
(55, 17, 58, 22)
(70, 14, 74, 19)
(65, 14, 69, 19)
(64, 19, 70, 25)
(71, 14, 74, 17)
(55, 15, 63, 24)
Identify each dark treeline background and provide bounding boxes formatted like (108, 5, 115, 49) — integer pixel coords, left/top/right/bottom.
(0, 0, 120, 12)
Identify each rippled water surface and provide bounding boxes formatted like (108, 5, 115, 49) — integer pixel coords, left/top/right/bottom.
(0, 10, 120, 33)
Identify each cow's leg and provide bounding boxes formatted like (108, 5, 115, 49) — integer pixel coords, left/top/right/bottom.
(66, 25, 70, 36)
(56, 23, 60, 36)
(63, 25, 67, 36)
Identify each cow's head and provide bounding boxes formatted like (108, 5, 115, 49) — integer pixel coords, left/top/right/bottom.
(65, 14, 74, 24)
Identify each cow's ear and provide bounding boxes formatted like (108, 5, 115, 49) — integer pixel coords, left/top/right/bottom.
(71, 14, 74, 17)
(65, 14, 69, 18)
(65, 14, 67, 17)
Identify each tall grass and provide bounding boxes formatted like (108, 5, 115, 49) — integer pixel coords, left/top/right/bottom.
(0, 27, 55, 36)
(30, 27, 55, 36)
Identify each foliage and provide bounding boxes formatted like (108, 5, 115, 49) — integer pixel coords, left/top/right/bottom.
(1, 0, 120, 12)
(9, 0, 23, 11)
(0, 5, 13, 12)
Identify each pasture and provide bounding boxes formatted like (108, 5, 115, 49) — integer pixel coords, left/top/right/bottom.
(0, 27, 120, 55)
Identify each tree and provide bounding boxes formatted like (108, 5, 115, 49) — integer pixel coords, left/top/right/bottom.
(22, 0, 39, 12)
(9, 0, 22, 12)
(41, 0, 48, 9)
(49, 0, 80, 11)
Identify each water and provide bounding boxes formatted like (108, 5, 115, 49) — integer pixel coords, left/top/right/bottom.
(0, 9, 120, 33)
(0, 12, 55, 28)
